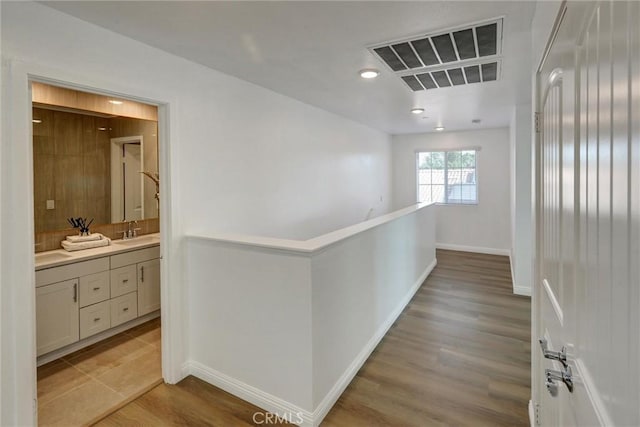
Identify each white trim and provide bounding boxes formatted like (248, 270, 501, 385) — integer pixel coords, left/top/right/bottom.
(312, 258, 437, 426)
(528, 400, 535, 427)
(184, 361, 314, 427)
(182, 258, 438, 427)
(514, 285, 532, 297)
(542, 278, 563, 326)
(435, 243, 510, 256)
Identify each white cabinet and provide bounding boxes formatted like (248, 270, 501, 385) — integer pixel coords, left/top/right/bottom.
(36, 279, 79, 357)
(79, 271, 110, 308)
(110, 264, 137, 298)
(79, 300, 110, 339)
(111, 292, 138, 327)
(138, 259, 160, 316)
(35, 243, 160, 358)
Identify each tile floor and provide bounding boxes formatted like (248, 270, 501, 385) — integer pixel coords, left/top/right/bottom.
(37, 318, 162, 426)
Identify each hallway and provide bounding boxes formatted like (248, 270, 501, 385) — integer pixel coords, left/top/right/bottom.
(96, 250, 530, 426)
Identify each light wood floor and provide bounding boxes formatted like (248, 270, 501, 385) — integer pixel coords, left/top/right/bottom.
(37, 318, 162, 426)
(96, 250, 531, 426)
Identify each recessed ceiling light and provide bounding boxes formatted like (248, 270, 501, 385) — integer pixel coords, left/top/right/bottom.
(98, 127, 107, 131)
(434, 126, 445, 131)
(472, 119, 482, 124)
(411, 108, 424, 114)
(32, 119, 42, 124)
(359, 69, 379, 79)
(108, 100, 123, 105)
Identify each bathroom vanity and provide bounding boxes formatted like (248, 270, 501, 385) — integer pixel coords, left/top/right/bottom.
(34, 233, 161, 364)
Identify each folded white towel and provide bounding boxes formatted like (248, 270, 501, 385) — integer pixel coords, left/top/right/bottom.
(66, 233, 104, 243)
(61, 237, 111, 252)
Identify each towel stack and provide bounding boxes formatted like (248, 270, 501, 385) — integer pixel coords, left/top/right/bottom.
(61, 233, 111, 252)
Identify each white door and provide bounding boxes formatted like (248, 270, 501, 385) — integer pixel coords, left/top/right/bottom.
(137, 259, 160, 316)
(535, 1, 640, 425)
(35, 279, 79, 356)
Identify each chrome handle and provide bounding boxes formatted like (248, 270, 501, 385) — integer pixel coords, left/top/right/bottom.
(546, 366, 573, 394)
(73, 282, 77, 302)
(539, 338, 568, 368)
(141, 266, 144, 282)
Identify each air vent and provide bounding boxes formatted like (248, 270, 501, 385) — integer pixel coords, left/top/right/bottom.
(368, 18, 503, 91)
(397, 61, 501, 91)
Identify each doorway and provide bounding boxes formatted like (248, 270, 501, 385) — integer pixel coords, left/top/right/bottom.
(30, 82, 164, 425)
(111, 136, 145, 223)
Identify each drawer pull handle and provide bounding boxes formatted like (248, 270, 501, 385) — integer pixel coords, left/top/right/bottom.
(123, 279, 128, 283)
(123, 307, 129, 312)
(93, 317, 101, 322)
(93, 287, 100, 291)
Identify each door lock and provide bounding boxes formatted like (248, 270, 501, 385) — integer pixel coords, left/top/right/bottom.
(539, 337, 573, 396)
(546, 365, 573, 394)
(539, 338, 568, 367)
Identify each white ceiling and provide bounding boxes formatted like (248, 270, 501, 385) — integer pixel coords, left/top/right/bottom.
(44, 1, 536, 135)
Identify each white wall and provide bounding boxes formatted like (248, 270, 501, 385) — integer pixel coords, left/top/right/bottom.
(182, 204, 436, 426)
(392, 128, 511, 254)
(0, 2, 392, 425)
(510, 103, 533, 295)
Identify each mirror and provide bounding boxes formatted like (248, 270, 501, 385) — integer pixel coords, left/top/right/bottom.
(32, 84, 159, 234)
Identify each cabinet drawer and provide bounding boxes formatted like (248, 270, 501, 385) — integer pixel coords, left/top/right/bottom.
(79, 271, 110, 308)
(36, 257, 109, 287)
(79, 301, 110, 340)
(110, 246, 160, 269)
(110, 292, 138, 327)
(110, 265, 137, 298)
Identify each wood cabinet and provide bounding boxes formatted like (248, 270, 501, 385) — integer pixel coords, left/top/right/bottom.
(36, 279, 79, 356)
(138, 259, 160, 316)
(35, 244, 160, 359)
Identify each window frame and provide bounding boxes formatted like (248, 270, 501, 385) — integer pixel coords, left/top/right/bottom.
(415, 148, 479, 206)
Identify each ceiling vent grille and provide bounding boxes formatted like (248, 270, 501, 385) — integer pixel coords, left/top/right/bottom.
(369, 18, 503, 91)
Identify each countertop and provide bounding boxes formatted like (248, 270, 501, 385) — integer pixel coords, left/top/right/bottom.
(35, 233, 160, 271)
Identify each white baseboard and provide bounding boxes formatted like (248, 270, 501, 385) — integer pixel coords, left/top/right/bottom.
(183, 257, 438, 427)
(514, 285, 532, 296)
(435, 243, 511, 256)
(528, 400, 535, 427)
(184, 360, 314, 427)
(311, 257, 438, 426)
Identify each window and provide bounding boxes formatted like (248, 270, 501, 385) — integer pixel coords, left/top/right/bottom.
(417, 150, 477, 204)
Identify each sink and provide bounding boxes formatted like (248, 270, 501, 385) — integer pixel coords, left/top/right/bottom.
(35, 252, 73, 263)
(113, 235, 160, 246)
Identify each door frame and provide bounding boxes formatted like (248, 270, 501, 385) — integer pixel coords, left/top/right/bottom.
(2, 57, 185, 425)
(110, 135, 145, 222)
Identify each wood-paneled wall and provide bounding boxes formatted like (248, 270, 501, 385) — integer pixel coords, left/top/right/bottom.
(33, 107, 111, 233)
(32, 82, 158, 121)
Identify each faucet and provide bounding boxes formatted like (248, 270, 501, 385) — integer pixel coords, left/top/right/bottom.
(119, 221, 141, 240)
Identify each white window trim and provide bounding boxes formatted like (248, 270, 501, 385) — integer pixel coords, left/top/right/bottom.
(415, 149, 479, 206)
